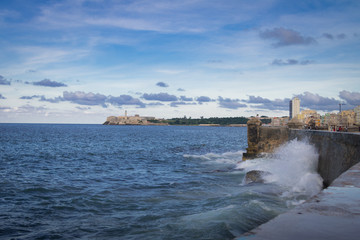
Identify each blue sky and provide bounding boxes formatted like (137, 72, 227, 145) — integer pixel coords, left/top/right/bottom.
(0, 0, 360, 123)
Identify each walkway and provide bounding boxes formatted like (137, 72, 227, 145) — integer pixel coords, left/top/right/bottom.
(237, 162, 360, 240)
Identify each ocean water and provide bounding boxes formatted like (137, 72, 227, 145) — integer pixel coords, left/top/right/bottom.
(0, 124, 322, 240)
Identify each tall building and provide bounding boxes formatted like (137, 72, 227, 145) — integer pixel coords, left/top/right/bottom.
(289, 97, 300, 119)
(355, 105, 360, 125)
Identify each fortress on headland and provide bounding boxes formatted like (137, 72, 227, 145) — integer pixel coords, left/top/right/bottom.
(103, 111, 160, 125)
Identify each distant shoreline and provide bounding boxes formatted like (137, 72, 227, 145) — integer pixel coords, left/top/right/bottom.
(102, 123, 247, 127)
(0, 123, 247, 126)
(103, 115, 271, 126)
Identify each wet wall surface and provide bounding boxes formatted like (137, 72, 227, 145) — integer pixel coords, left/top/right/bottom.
(289, 130, 360, 187)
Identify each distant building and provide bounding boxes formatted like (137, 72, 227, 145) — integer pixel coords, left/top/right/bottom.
(289, 97, 300, 120)
(339, 110, 356, 127)
(104, 111, 154, 125)
(283, 104, 360, 131)
(271, 116, 289, 126)
(355, 105, 360, 125)
(271, 117, 281, 126)
(323, 113, 339, 129)
(297, 110, 321, 125)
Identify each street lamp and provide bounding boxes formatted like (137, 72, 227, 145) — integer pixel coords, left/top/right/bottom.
(339, 103, 346, 113)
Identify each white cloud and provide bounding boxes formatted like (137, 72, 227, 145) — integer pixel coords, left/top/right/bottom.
(339, 90, 360, 106)
(32, 0, 274, 33)
(13, 46, 89, 67)
(260, 27, 316, 47)
(1, 0, 360, 123)
(155, 69, 184, 75)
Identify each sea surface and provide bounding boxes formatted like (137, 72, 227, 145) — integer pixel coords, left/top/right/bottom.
(0, 124, 323, 239)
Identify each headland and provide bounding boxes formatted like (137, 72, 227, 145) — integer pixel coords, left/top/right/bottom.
(103, 112, 164, 126)
(103, 111, 261, 126)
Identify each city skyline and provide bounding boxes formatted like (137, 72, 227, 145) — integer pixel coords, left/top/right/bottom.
(1, 0, 360, 123)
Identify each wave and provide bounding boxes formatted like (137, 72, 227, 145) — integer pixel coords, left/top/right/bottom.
(237, 138, 323, 203)
(184, 139, 323, 204)
(184, 150, 244, 166)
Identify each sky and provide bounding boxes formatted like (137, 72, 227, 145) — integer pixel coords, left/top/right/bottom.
(0, 0, 360, 123)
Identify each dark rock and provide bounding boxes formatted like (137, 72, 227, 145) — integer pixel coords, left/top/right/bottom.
(245, 170, 271, 184)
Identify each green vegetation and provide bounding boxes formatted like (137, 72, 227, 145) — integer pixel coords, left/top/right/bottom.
(260, 118, 271, 124)
(148, 116, 270, 126)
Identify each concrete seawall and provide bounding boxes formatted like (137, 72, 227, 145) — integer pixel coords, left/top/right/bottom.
(243, 118, 360, 187)
(288, 129, 360, 187)
(240, 118, 360, 239)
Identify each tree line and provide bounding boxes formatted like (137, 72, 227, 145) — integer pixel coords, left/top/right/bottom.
(149, 116, 271, 126)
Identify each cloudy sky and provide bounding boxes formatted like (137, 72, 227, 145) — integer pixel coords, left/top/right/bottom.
(0, 0, 360, 123)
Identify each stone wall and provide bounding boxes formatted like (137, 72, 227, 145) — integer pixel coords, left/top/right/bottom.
(243, 118, 360, 187)
(288, 130, 360, 187)
(243, 118, 290, 159)
(258, 127, 289, 154)
(242, 118, 262, 159)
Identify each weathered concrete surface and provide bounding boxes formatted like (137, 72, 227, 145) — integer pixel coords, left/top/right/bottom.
(288, 130, 360, 187)
(243, 118, 262, 160)
(258, 127, 289, 154)
(237, 162, 360, 240)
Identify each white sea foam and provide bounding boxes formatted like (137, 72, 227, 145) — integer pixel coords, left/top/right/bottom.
(238, 139, 323, 199)
(184, 139, 323, 204)
(184, 151, 244, 165)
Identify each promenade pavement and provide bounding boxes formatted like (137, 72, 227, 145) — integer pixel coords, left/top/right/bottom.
(237, 162, 360, 240)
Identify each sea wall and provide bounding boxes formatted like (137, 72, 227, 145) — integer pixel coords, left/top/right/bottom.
(243, 118, 360, 187)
